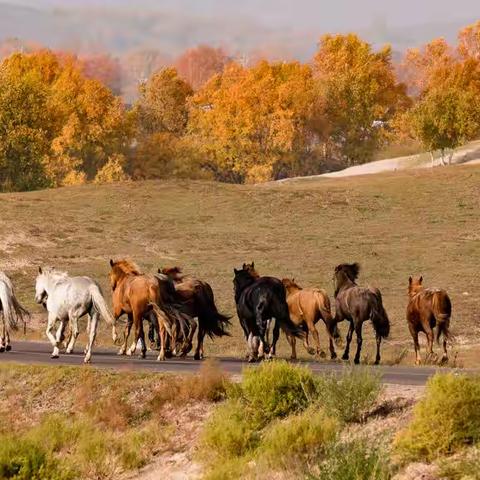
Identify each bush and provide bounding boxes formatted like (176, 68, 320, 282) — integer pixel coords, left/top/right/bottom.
(94, 154, 130, 184)
(438, 447, 480, 480)
(311, 439, 391, 480)
(316, 368, 382, 423)
(237, 361, 318, 425)
(261, 407, 339, 468)
(394, 373, 480, 463)
(200, 400, 259, 460)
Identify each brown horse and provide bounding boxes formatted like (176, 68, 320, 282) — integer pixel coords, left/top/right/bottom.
(282, 278, 337, 359)
(333, 263, 390, 365)
(407, 276, 452, 365)
(109, 259, 185, 359)
(160, 266, 231, 360)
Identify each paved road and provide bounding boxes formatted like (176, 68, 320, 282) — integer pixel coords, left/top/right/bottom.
(0, 341, 466, 386)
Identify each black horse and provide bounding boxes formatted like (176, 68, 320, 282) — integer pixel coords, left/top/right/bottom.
(333, 263, 390, 365)
(233, 267, 303, 362)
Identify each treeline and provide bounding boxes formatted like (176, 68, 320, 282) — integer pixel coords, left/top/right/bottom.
(1, 22, 480, 191)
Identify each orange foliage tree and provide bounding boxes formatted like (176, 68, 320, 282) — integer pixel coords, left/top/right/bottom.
(175, 45, 230, 90)
(313, 34, 408, 166)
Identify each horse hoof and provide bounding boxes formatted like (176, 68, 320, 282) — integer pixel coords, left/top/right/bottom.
(415, 360, 421, 366)
(0, 347, 4, 353)
(5, 345, 11, 352)
(330, 353, 337, 360)
(194, 353, 202, 361)
(341, 355, 349, 361)
(354, 358, 360, 365)
(140, 352, 146, 359)
(51, 354, 59, 359)
(440, 356, 448, 365)
(307, 347, 316, 355)
(319, 351, 327, 359)
(84, 357, 91, 364)
(66, 349, 73, 355)
(117, 350, 126, 356)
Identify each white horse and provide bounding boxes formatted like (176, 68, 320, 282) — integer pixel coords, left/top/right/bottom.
(35, 267, 117, 363)
(0, 272, 29, 351)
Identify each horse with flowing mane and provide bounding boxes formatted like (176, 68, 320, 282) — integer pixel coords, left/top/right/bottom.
(233, 266, 303, 362)
(333, 263, 390, 365)
(407, 276, 452, 365)
(0, 272, 29, 352)
(159, 266, 231, 360)
(282, 278, 338, 359)
(35, 267, 115, 363)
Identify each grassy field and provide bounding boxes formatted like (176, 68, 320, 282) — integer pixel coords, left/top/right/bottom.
(1, 164, 480, 365)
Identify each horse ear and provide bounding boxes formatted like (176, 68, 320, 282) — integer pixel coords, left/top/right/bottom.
(242, 263, 246, 268)
(109, 259, 114, 267)
(251, 261, 255, 268)
(292, 277, 295, 283)
(158, 268, 161, 273)
(408, 276, 412, 284)
(38, 266, 42, 274)
(234, 268, 238, 274)
(419, 276, 423, 284)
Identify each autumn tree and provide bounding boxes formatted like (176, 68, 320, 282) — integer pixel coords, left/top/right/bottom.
(79, 53, 123, 95)
(188, 60, 320, 183)
(458, 21, 480, 60)
(131, 67, 200, 179)
(175, 45, 229, 90)
(312, 34, 408, 166)
(0, 50, 131, 191)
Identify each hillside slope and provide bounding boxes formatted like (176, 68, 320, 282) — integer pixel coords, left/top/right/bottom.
(1, 166, 479, 363)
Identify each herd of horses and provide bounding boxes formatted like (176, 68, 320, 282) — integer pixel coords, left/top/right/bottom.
(0, 260, 452, 366)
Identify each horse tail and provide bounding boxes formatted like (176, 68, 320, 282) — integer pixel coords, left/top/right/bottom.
(314, 289, 340, 340)
(0, 274, 29, 332)
(147, 303, 174, 337)
(432, 292, 452, 345)
(370, 288, 390, 339)
(196, 283, 231, 339)
(276, 294, 304, 339)
(89, 284, 117, 342)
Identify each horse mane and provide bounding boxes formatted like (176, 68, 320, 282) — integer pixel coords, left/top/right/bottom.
(112, 259, 142, 275)
(161, 266, 182, 276)
(41, 267, 69, 280)
(336, 263, 360, 281)
(282, 278, 302, 290)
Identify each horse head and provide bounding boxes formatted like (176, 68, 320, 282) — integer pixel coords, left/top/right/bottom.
(282, 277, 301, 294)
(233, 267, 256, 301)
(333, 263, 360, 297)
(408, 275, 424, 297)
(242, 261, 260, 279)
(109, 259, 140, 291)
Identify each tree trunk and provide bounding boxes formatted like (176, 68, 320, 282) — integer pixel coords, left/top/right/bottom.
(430, 151, 435, 168)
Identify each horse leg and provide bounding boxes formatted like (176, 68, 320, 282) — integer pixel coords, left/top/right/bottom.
(194, 324, 205, 360)
(66, 314, 80, 354)
(0, 316, 5, 352)
(84, 312, 99, 363)
(374, 333, 382, 365)
(342, 321, 354, 361)
(181, 319, 197, 356)
(309, 322, 324, 358)
(119, 313, 133, 355)
(287, 334, 297, 360)
(353, 322, 363, 365)
(268, 321, 280, 359)
(46, 313, 60, 358)
(425, 327, 435, 363)
(128, 312, 146, 358)
(408, 324, 421, 365)
(157, 323, 167, 361)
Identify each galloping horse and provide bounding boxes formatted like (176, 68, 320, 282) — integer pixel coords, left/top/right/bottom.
(333, 263, 390, 365)
(233, 267, 302, 362)
(109, 259, 191, 360)
(282, 278, 337, 359)
(407, 276, 452, 365)
(35, 267, 115, 363)
(160, 266, 231, 360)
(0, 272, 29, 352)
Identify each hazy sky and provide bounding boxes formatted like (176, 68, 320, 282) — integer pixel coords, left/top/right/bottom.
(1, 0, 479, 58)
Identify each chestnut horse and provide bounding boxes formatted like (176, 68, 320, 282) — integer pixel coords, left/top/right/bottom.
(333, 263, 390, 365)
(407, 276, 452, 365)
(282, 278, 337, 359)
(109, 259, 185, 360)
(160, 266, 231, 360)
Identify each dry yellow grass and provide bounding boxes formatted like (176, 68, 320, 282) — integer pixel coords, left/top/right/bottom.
(1, 165, 479, 364)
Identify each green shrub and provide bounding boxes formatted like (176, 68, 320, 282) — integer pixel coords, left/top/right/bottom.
(261, 407, 339, 468)
(311, 439, 391, 480)
(200, 400, 259, 460)
(394, 374, 480, 463)
(238, 361, 318, 424)
(316, 368, 382, 423)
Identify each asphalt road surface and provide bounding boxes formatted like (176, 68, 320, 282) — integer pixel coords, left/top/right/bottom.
(0, 341, 467, 386)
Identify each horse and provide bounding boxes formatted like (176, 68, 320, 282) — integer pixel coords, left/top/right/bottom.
(0, 272, 29, 352)
(159, 266, 231, 360)
(282, 278, 338, 360)
(233, 267, 302, 362)
(34, 267, 116, 363)
(407, 276, 452, 365)
(333, 263, 390, 365)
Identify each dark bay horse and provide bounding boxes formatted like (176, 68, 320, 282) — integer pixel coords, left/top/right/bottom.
(233, 267, 302, 362)
(407, 276, 452, 365)
(160, 266, 231, 360)
(333, 263, 390, 365)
